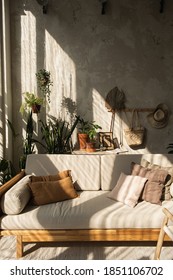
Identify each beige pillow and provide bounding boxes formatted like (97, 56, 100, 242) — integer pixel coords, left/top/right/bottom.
(107, 172, 148, 208)
(30, 170, 71, 183)
(1, 175, 31, 215)
(28, 176, 78, 206)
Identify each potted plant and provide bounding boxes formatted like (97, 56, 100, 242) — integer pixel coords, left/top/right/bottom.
(77, 117, 102, 151)
(85, 122, 102, 152)
(20, 92, 44, 115)
(36, 69, 53, 103)
(39, 115, 80, 154)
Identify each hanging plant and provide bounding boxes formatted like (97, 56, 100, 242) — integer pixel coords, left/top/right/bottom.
(19, 92, 44, 115)
(36, 69, 53, 103)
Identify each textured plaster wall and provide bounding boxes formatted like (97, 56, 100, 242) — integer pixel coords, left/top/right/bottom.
(9, 0, 173, 169)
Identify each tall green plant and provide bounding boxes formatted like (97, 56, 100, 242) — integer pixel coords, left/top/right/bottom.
(40, 115, 80, 154)
(19, 111, 36, 169)
(0, 157, 15, 185)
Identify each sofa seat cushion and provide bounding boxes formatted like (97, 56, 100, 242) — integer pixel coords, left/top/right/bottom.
(1, 191, 173, 230)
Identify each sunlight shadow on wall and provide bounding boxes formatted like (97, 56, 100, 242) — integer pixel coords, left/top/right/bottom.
(21, 12, 37, 93)
(44, 31, 77, 123)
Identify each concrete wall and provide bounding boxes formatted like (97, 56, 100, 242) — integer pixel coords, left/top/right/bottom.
(9, 0, 173, 169)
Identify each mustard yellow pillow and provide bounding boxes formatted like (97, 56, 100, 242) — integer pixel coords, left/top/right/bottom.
(28, 176, 78, 206)
(30, 170, 71, 183)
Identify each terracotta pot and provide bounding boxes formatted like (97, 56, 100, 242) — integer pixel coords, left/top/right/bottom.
(32, 104, 41, 114)
(78, 133, 89, 150)
(86, 142, 96, 153)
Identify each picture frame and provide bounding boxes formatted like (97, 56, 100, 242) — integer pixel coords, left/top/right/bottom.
(99, 132, 114, 150)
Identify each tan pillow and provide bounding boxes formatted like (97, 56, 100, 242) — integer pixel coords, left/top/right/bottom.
(28, 176, 78, 206)
(30, 170, 71, 183)
(131, 162, 168, 203)
(131, 162, 168, 183)
(107, 172, 148, 208)
(141, 159, 173, 200)
(142, 182, 164, 205)
(141, 159, 173, 187)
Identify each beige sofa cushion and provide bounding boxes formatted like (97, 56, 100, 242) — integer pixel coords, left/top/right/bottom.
(2, 191, 173, 230)
(100, 154, 173, 191)
(25, 154, 101, 191)
(28, 176, 79, 206)
(0, 175, 31, 215)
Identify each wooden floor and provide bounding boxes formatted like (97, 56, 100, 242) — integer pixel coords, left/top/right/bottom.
(0, 236, 173, 260)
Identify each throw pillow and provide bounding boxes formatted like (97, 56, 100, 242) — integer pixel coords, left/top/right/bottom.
(142, 181, 164, 205)
(28, 176, 78, 206)
(131, 162, 168, 183)
(131, 162, 168, 204)
(107, 172, 148, 208)
(30, 169, 71, 183)
(141, 158, 173, 187)
(1, 175, 31, 215)
(141, 159, 173, 200)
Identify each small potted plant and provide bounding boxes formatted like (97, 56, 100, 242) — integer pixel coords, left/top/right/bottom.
(85, 122, 102, 152)
(20, 92, 44, 115)
(77, 117, 102, 151)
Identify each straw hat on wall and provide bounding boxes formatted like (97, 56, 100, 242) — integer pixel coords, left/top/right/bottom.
(147, 103, 169, 128)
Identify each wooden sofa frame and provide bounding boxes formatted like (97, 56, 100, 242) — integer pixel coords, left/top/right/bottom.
(0, 172, 171, 259)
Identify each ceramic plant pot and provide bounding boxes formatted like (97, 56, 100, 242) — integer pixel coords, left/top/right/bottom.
(78, 133, 89, 150)
(32, 104, 41, 114)
(85, 142, 96, 153)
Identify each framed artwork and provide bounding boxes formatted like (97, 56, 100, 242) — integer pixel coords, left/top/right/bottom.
(99, 132, 114, 150)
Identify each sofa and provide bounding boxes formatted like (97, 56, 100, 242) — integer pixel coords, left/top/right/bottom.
(0, 153, 173, 259)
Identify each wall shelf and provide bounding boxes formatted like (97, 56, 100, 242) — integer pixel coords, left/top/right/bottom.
(120, 108, 155, 112)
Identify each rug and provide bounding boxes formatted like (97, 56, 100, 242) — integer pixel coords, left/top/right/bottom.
(0, 236, 173, 260)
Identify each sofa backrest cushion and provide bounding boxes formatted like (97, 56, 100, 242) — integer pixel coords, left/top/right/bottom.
(101, 154, 173, 191)
(25, 154, 101, 191)
(0, 175, 31, 215)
